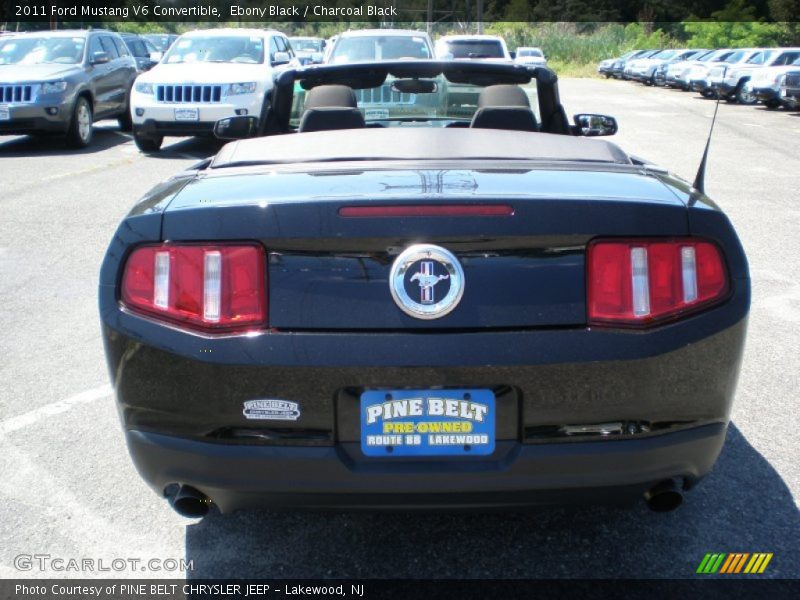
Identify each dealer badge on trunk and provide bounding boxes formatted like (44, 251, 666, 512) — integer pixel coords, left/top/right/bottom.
(390, 244, 465, 319)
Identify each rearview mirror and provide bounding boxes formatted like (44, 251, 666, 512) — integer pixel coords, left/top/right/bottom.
(213, 116, 259, 140)
(272, 51, 290, 66)
(91, 51, 110, 65)
(573, 113, 618, 136)
(392, 79, 438, 94)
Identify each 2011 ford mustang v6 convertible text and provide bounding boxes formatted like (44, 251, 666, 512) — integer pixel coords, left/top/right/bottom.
(99, 61, 749, 516)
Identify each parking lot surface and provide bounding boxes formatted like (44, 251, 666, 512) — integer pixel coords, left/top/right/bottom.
(0, 78, 798, 579)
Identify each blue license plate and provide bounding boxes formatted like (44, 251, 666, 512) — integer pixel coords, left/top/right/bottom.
(360, 389, 495, 457)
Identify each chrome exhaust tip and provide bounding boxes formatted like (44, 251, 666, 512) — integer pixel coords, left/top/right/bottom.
(166, 484, 212, 518)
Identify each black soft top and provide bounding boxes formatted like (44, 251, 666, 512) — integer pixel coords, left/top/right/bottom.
(211, 128, 631, 169)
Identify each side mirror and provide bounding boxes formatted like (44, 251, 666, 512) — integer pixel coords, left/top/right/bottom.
(91, 51, 110, 65)
(272, 51, 290, 66)
(573, 113, 618, 136)
(510, 51, 516, 60)
(149, 51, 162, 62)
(213, 116, 259, 140)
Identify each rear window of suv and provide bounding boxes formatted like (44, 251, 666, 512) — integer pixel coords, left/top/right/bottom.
(443, 40, 504, 59)
(331, 35, 431, 62)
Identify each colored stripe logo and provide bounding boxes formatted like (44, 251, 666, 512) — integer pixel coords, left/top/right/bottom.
(697, 553, 773, 574)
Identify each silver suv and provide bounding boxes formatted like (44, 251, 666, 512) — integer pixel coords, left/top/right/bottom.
(0, 29, 137, 147)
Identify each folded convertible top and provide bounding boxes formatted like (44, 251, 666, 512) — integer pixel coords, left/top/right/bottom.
(211, 128, 631, 168)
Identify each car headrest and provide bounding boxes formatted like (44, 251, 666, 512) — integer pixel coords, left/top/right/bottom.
(303, 84, 358, 109)
(298, 84, 365, 133)
(477, 85, 531, 108)
(299, 107, 366, 133)
(471, 84, 538, 131)
(470, 107, 539, 132)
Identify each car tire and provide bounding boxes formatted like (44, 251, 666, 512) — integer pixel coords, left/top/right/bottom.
(118, 97, 133, 132)
(133, 129, 163, 153)
(65, 96, 93, 148)
(735, 82, 757, 105)
(763, 100, 781, 109)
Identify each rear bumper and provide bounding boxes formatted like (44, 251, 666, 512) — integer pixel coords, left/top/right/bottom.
(126, 422, 727, 511)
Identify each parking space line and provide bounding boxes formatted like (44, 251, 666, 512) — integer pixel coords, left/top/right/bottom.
(0, 384, 112, 437)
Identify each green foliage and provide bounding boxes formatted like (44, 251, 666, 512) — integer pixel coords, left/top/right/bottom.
(682, 20, 787, 48)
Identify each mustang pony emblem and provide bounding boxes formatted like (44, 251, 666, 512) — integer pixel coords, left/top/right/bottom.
(389, 245, 465, 319)
(410, 262, 449, 304)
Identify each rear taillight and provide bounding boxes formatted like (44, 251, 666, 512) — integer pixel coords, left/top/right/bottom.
(587, 239, 728, 327)
(121, 243, 266, 332)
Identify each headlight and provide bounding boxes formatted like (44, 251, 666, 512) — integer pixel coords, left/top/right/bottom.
(135, 82, 154, 94)
(228, 82, 257, 95)
(40, 81, 67, 94)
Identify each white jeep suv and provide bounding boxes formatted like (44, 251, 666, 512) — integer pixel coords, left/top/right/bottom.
(130, 29, 295, 152)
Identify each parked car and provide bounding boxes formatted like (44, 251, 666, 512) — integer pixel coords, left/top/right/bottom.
(289, 36, 326, 65)
(434, 35, 512, 61)
(622, 49, 662, 80)
(780, 70, 800, 108)
(664, 49, 718, 89)
(328, 29, 433, 64)
(119, 33, 160, 73)
(608, 50, 649, 79)
(671, 49, 734, 91)
(142, 33, 178, 54)
(705, 49, 767, 98)
(626, 49, 693, 86)
(515, 46, 546, 66)
(0, 29, 137, 147)
(653, 49, 709, 87)
(130, 28, 297, 153)
(749, 55, 800, 108)
(686, 49, 740, 96)
(100, 59, 749, 517)
(718, 48, 800, 104)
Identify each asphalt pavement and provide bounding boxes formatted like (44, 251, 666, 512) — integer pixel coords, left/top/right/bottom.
(0, 78, 798, 580)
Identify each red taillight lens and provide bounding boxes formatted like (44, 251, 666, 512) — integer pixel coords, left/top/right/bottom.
(587, 239, 728, 327)
(121, 243, 266, 332)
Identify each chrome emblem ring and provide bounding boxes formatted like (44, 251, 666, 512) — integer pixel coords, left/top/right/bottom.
(389, 244, 465, 320)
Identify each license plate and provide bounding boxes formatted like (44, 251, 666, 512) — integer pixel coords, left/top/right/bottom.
(360, 389, 495, 457)
(174, 107, 199, 121)
(364, 108, 389, 120)
(0, 106, 9, 121)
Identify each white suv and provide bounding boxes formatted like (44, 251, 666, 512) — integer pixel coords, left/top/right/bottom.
(130, 29, 296, 152)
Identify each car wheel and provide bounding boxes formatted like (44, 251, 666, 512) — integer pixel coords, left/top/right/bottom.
(65, 96, 93, 148)
(118, 97, 133, 132)
(735, 82, 757, 105)
(133, 129, 163, 153)
(763, 100, 782, 109)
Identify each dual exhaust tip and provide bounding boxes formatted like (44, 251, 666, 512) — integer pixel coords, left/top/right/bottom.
(164, 480, 684, 516)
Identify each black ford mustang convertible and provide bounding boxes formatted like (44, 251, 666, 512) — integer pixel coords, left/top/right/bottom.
(99, 61, 749, 516)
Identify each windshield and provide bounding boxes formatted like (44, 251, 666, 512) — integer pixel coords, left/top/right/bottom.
(653, 50, 677, 60)
(290, 75, 539, 128)
(331, 35, 431, 63)
(518, 48, 543, 57)
(163, 36, 264, 64)
(291, 39, 323, 52)
(441, 40, 504, 59)
(0, 36, 84, 65)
